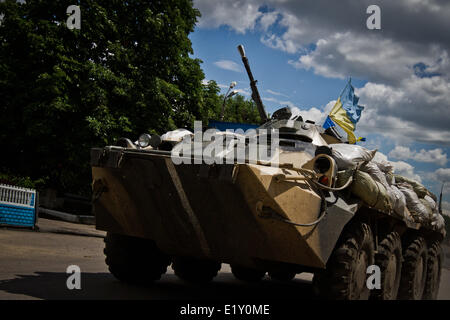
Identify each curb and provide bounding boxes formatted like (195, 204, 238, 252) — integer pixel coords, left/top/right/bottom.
(38, 207, 95, 225)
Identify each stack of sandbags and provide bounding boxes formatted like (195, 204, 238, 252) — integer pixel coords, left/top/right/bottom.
(360, 161, 414, 221)
(394, 174, 437, 202)
(330, 144, 445, 231)
(336, 169, 392, 212)
(397, 183, 432, 224)
(394, 176, 445, 230)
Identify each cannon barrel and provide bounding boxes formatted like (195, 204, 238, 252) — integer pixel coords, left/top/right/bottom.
(237, 44, 268, 122)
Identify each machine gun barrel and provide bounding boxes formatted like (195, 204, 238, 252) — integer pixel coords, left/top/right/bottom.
(237, 45, 268, 122)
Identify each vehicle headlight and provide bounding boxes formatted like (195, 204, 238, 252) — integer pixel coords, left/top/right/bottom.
(138, 134, 151, 148)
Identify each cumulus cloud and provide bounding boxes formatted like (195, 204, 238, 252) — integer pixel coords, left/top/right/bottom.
(388, 146, 448, 166)
(390, 161, 423, 182)
(259, 10, 279, 31)
(442, 201, 450, 217)
(266, 89, 288, 97)
(373, 151, 423, 183)
(432, 168, 450, 182)
(262, 96, 332, 124)
(194, 0, 450, 145)
(213, 60, 242, 72)
(193, 0, 262, 33)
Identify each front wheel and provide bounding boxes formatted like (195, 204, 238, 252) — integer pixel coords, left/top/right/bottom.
(313, 221, 375, 300)
(104, 232, 171, 285)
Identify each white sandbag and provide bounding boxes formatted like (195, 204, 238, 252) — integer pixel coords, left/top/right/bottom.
(394, 175, 429, 199)
(388, 185, 408, 219)
(424, 195, 437, 212)
(419, 198, 433, 224)
(375, 160, 394, 174)
(329, 144, 377, 170)
(431, 213, 445, 232)
(397, 183, 431, 224)
(361, 161, 389, 188)
(161, 129, 193, 142)
(385, 172, 395, 186)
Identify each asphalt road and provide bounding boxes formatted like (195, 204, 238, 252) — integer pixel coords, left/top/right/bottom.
(1, 219, 449, 300)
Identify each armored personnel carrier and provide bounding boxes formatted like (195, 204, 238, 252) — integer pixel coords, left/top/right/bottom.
(90, 45, 445, 300)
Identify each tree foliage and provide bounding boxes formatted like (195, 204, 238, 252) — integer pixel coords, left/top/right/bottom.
(0, 0, 261, 196)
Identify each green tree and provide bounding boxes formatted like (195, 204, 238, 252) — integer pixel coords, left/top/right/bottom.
(200, 80, 222, 121)
(0, 0, 205, 195)
(221, 94, 261, 124)
(198, 80, 262, 124)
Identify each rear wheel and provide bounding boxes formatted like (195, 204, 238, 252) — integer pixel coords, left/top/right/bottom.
(231, 265, 266, 282)
(371, 231, 402, 300)
(172, 257, 221, 283)
(104, 232, 171, 285)
(397, 236, 428, 300)
(423, 241, 442, 300)
(313, 221, 375, 300)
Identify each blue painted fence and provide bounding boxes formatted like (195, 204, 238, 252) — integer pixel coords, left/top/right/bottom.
(0, 184, 37, 228)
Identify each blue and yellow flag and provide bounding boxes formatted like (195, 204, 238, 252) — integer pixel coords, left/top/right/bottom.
(324, 79, 364, 144)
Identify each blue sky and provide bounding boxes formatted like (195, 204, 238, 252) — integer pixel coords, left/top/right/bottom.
(189, 0, 450, 212)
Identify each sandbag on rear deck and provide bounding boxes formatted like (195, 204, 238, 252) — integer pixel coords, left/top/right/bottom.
(394, 174, 436, 201)
(397, 183, 431, 224)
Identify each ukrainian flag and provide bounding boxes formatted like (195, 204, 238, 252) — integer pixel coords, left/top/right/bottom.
(324, 79, 364, 144)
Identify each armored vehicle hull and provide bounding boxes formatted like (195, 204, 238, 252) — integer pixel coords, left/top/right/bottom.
(92, 147, 359, 270)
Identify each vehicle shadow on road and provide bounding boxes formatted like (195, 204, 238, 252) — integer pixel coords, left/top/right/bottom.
(0, 271, 315, 300)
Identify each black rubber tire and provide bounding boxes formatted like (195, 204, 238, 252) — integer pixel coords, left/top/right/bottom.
(268, 271, 296, 282)
(371, 231, 403, 300)
(172, 257, 221, 283)
(397, 236, 428, 300)
(231, 265, 266, 282)
(104, 232, 171, 285)
(313, 221, 375, 300)
(423, 241, 442, 300)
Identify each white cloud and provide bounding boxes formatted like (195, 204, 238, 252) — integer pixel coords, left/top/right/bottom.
(259, 11, 279, 31)
(388, 146, 448, 166)
(213, 60, 242, 72)
(260, 32, 299, 54)
(355, 78, 450, 145)
(442, 201, 450, 217)
(266, 89, 288, 97)
(262, 96, 334, 124)
(390, 161, 422, 183)
(193, 0, 262, 33)
(372, 151, 424, 183)
(234, 87, 251, 96)
(432, 168, 450, 182)
(194, 0, 450, 146)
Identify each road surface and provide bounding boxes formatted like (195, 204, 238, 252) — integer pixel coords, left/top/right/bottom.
(0, 219, 449, 300)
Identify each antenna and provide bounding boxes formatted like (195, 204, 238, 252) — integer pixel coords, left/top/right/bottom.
(438, 181, 445, 214)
